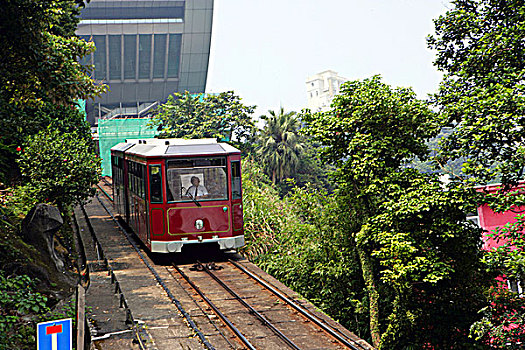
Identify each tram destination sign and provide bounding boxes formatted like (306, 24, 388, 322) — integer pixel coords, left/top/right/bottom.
(37, 318, 72, 350)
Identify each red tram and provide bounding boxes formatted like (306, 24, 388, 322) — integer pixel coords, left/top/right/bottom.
(110, 138, 244, 253)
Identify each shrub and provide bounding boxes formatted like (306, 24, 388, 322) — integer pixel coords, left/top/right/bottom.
(241, 159, 370, 339)
(0, 273, 49, 349)
(14, 127, 100, 212)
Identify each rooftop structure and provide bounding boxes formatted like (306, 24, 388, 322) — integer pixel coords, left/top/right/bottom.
(111, 138, 240, 158)
(306, 70, 348, 112)
(77, 0, 213, 124)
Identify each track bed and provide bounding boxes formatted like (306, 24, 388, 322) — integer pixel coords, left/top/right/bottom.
(73, 181, 372, 349)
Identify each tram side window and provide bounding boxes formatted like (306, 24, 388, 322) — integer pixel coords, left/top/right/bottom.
(231, 161, 241, 200)
(118, 157, 123, 185)
(130, 161, 135, 194)
(128, 161, 132, 190)
(140, 164, 145, 199)
(131, 163, 136, 193)
(111, 156, 117, 185)
(166, 157, 228, 202)
(138, 165, 142, 198)
(127, 161, 146, 199)
(149, 165, 163, 203)
(111, 156, 122, 186)
(113, 167, 118, 185)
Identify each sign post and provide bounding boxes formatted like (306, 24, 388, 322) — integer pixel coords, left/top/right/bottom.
(37, 318, 72, 350)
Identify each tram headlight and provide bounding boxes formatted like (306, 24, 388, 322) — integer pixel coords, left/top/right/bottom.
(195, 219, 204, 230)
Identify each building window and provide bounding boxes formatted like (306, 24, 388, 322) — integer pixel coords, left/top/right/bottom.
(81, 5, 185, 20)
(507, 278, 524, 296)
(167, 34, 182, 78)
(93, 35, 106, 80)
(153, 34, 167, 79)
(79, 35, 92, 67)
(124, 35, 137, 79)
(108, 35, 122, 80)
(139, 35, 152, 79)
(466, 215, 480, 227)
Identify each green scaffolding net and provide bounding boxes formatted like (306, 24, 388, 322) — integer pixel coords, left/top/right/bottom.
(97, 118, 158, 176)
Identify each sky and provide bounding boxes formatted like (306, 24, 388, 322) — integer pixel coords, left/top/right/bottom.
(206, 0, 451, 116)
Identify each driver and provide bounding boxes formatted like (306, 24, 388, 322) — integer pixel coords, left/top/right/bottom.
(186, 176, 209, 198)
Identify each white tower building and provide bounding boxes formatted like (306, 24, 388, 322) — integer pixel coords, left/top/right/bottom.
(306, 70, 348, 112)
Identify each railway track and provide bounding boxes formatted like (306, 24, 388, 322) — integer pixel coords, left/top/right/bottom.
(97, 176, 113, 201)
(168, 261, 365, 350)
(81, 180, 372, 349)
(91, 192, 215, 350)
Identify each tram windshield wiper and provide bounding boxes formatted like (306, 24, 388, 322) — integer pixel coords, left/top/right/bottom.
(187, 193, 202, 207)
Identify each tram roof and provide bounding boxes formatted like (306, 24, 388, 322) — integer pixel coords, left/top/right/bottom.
(110, 138, 241, 158)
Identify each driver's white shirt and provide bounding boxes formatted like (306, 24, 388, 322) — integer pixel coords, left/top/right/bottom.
(186, 185, 208, 197)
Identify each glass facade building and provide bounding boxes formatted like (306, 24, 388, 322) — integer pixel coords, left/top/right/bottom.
(76, 0, 213, 124)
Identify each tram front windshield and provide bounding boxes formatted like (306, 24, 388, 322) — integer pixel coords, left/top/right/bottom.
(166, 157, 228, 202)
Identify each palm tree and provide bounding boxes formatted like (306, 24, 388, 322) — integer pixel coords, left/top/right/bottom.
(257, 108, 304, 184)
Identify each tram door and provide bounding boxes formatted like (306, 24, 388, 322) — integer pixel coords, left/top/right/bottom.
(230, 159, 243, 233)
(129, 161, 148, 243)
(148, 164, 164, 241)
(111, 155, 128, 218)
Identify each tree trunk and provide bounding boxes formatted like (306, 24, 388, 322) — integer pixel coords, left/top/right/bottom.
(358, 246, 381, 348)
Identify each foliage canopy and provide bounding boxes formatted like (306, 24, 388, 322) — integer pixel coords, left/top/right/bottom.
(257, 108, 305, 184)
(428, 0, 525, 186)
(151, 91, 256, 151)
(0, 0, 104, 185)
(303, 76, 487, 349)
(15, 127, 100, 211)
(429, 1, 525, 345)
(0, 0, 103, 107)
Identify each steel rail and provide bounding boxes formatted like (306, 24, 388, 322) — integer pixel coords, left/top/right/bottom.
(94, 194, 216, 350)
(100, 176, 112, 188)
(76, 205, 150, 350)
(229, 259, 362, 350)
(165, 267, 239, 350)
(197, 261, 302, 350)
(172, 265, 257, 350)
(96, 183, 113, 202)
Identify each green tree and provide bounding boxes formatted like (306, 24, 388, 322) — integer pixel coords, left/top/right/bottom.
(303, 76, 487, 348)
(429, 1, 525, 346)
(0, 0, 104, 184)
(257, 108, 304, 184)
(428, 0, 525, 187)
(150, 91, 256, 151)
(0, 2, 102, 347)
(0, 0, 100, 106)
(276, 140, 335, 195)
(240, 159, 285, 259)
(241, 159, 370, 338)
(14, 127, 100, 211)
(367, 172, 488, 348)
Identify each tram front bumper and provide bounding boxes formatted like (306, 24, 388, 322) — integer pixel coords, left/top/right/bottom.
(151, 235, 245, 253)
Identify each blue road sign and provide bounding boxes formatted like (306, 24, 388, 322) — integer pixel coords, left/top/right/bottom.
(37, 318, 72, 350)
